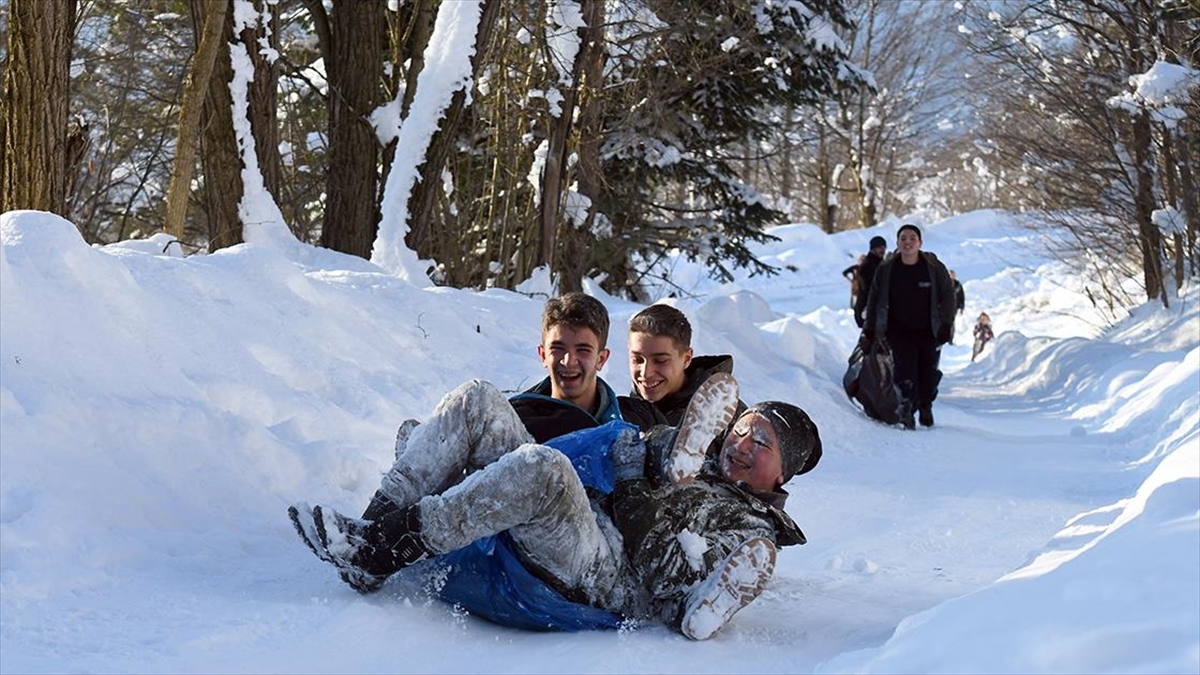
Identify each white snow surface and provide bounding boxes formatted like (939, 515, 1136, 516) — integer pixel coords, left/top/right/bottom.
(1, 208, 1197, 674)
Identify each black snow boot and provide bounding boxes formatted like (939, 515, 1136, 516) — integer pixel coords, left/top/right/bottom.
(363, 503, 433, 574)
(291, 503, 433, 594)
(360, 489, 400, 521)
(919, 405, 934, 428)
(288, 502, 387, 594)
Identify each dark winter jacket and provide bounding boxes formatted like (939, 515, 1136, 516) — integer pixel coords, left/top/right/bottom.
(623, 354, 744, 426)
(864, 251, 956, 344)
(509, 377, 624, 443)
(614, 397, 668, 433)
(853, 251, 886, 328)
(612, 471, 805, 616)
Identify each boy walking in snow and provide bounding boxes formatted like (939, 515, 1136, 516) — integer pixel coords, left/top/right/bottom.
(853, 236, 889, 328)
(862, 224, 956, 429)
(288, 373, 821, 639)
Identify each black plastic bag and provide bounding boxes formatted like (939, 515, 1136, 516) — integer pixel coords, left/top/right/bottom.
(845, 340, 901, 424)
(842, 344, 864, 401)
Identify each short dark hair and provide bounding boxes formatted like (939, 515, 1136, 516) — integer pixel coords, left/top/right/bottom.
(628, 304, 692, 350)
(897, 223, 922, 240)
(542, 292, 610, 348)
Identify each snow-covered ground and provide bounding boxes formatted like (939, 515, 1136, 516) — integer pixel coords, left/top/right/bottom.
(1, 209, 1196, 674)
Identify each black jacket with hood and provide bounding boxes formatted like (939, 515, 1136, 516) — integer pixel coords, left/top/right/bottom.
(619, 354, 747, 429)
(864, 251, 956, 344)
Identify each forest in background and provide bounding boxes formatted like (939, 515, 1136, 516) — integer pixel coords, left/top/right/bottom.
(1, 0, 1196, 309)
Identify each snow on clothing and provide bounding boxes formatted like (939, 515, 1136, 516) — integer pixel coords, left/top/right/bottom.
(619, 355, 750, 482)
(375, 379, 642, 628)
(611, 462, 806, 626)
(619, 354, 748, 470)
(377, 375, 626, 519)
(863, 251, 956, 417)
(375, 379, 806, 632)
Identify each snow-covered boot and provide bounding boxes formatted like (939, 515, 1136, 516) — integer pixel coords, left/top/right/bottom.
(394, 418, 420, 461)
(288, 502, 333, 563)
(303, 504, 389, 594)
(680, 537, 776, 641)
(291, 502, 386, 593)
(667, 372, 740, 484)
(314, 503, 431, 593)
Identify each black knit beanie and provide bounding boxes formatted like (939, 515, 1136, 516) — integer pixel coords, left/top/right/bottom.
(742, 402, 822, 483)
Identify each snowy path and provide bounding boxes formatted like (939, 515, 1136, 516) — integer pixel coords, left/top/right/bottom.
(4, 363, 1126, 675)
(3, 212, 1195, 674)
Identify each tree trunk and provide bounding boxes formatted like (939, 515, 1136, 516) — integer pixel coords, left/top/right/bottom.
(0, 0, 75, 216)
(379, 0, 434, 208)
(1180, 141, 1199, 280)
(164, 0, 229, 240)
(853, 0, 877, 230)
(199, 0, 243, 251)
(572, 0, 608, 291)
(779, 102, 795, 221)
(1168, 117, 1199, 282)
(538, 0, 605, 291)
(319, 0, 385, 259)
(406, 0, 502, 259)
(554, 0, 609, 289)
(241, 0, 282, 203)
(1160, 125, 1185, 291)
(1131, 107, 1165, 306)
(817, 123, 835, 233)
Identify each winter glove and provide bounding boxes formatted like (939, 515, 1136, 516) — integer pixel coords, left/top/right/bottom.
(611, 427, 649, 483)
(642, 425, 681, 486)
(936, 325, 953, 345)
